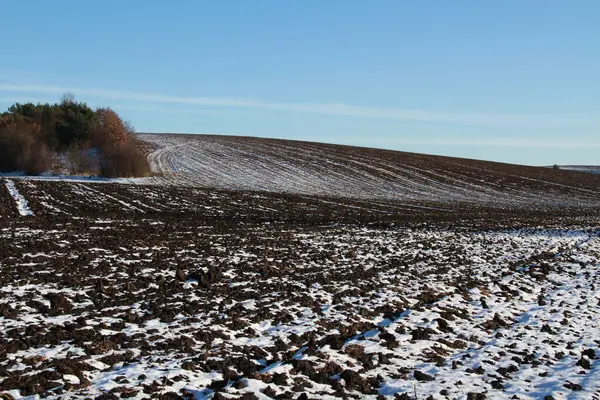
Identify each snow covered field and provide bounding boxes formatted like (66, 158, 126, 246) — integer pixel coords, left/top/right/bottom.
(140, 134, 600, 210)
(0, 177, 599, 400)
(558, 166, 600, 174)
(1, 136, 600, 400)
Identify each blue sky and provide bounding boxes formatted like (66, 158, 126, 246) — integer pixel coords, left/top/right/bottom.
(1, 1, 598, 165)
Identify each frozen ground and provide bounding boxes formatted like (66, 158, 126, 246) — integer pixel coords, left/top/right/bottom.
(139, 134, 600, 210)
(0, 178, 599, 400)
(1, 136, 600, 400)
(3, 134, 600, 212)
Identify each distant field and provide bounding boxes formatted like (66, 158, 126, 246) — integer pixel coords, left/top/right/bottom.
(139, 133, 600, 210)
(559, 165, 600, 174)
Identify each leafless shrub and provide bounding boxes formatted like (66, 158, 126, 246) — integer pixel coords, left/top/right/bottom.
(100, 137, 151, 178)
(66, 142, 99, 175)
(0, 120, 53, 175)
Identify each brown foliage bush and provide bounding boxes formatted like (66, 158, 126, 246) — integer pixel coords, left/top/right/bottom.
(90, 108, 130, 150)
(100, 137, 152, 178)
(2, 101, 150, 178)
(0, 120, 53, 175)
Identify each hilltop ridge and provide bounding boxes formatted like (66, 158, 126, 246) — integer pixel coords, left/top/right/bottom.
(139, 133, 600, 210)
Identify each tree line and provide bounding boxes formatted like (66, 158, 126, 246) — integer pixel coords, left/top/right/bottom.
(0, 95, 150, 177)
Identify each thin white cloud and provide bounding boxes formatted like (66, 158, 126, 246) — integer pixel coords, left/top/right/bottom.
(108, 103, 224, 116)
(0, 96, 57, 104)
(0, 83, 597, 125)
(0, 84, 258, 107)
(360, 137, 600, 149)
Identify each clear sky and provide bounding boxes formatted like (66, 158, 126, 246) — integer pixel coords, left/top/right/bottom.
(1, 1, 598, 165)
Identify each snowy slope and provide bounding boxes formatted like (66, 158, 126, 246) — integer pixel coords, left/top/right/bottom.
(140, 134, 600, 209)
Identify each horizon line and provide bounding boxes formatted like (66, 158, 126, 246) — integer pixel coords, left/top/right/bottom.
(139, 131, 600, 150)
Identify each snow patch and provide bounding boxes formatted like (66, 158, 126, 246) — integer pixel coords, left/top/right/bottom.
(5, 179, 34, 216)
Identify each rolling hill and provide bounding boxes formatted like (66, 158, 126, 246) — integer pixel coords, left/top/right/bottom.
(140, 133, 600, 210)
